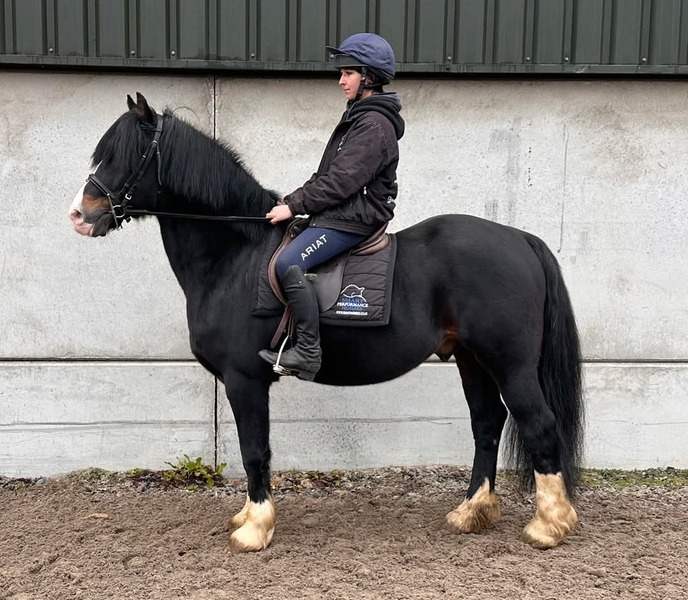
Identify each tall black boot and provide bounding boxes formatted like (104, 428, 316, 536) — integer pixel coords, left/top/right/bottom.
(259, 265, 322, 381)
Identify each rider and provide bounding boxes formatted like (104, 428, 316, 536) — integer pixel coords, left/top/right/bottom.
(259, 32, 405, 381)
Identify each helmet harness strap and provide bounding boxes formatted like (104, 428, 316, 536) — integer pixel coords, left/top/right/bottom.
(355, 66, 369, 101)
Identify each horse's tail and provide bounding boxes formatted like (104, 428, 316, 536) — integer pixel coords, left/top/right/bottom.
(504, 233, 585, 499)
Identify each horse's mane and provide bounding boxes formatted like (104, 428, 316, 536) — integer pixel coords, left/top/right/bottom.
(92, 108, 279, 241)
(161, 109, 279, 217)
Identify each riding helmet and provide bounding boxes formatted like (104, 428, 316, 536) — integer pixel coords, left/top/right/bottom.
(326, 33, 396, 84)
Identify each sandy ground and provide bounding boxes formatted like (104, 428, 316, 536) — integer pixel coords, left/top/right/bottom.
(0, 466, 686, 600)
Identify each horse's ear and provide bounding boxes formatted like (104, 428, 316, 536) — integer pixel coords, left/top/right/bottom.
(133, 92, 156, 125)
(127, 94, 136, 110)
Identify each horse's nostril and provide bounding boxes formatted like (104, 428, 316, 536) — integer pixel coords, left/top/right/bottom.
(69, 209, 84, 224)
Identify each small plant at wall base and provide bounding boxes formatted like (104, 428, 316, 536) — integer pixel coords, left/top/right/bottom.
(164, 455, 227, 489)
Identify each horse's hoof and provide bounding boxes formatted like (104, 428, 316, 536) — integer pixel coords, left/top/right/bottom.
(228, 497, 276, 552)
(522, 472, 578, 549)
(229, 521, 275, 552)
(446, 479, 500, 534)
(522, 506, 578, 549)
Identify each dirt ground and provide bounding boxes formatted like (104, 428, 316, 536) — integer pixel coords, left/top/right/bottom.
(0, 466, 686, 600)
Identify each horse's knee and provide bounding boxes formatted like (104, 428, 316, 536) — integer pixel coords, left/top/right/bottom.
(229, 497, 276, 552)
(522, 471, 578, 549)
(446, 478, 500, 534)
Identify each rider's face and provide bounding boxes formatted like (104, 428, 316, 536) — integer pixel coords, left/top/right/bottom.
(338, 69, 363, 101)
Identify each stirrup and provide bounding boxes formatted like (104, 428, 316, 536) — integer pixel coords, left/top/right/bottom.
(271, 335, 293, 376)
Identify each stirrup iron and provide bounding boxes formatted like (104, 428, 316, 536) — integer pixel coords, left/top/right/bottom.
(271, 335, 294, 376)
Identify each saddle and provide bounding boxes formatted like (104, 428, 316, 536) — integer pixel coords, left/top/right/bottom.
(252, 218, 397, 345)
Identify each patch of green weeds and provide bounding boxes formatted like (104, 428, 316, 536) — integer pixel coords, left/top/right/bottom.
(580, 467, 688, 489)
(163, 455, 227, 490)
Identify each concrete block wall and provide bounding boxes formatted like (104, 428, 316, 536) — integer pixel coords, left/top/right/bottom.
(0, 72, 686, 477)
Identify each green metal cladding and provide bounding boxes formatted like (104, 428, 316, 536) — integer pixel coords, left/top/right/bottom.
(2, 0, 688, 74)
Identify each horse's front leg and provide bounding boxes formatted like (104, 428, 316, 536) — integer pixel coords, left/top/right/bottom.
(224, 375, 275, 552)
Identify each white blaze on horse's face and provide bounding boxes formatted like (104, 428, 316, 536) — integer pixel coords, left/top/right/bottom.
(68, 183, 95, 237)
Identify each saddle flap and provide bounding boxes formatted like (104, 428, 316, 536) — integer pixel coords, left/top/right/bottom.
(311, 251, 351, 312)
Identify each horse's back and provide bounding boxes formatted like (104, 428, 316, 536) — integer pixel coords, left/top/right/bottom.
(395, 214, 546, 293)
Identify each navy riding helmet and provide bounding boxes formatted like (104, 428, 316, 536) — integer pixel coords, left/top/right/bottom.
(326, 33, 396, 85)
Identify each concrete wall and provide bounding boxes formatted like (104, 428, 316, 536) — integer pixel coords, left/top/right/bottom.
(1, 72, 686, 477)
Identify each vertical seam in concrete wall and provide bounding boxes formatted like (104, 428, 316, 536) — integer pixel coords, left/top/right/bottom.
(213, 74, 217, 141)
(212, 73, 219, 468)
(558, 123, 569, 253)
(214, 375, 219, 467)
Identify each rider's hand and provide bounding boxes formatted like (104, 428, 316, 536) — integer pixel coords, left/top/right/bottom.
(266, 204, 293, 225)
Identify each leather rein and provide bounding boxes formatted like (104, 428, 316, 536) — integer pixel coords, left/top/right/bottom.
(87, 114, 270, 228)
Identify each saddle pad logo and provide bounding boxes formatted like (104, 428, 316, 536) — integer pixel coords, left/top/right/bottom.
(335, 284, 369, 317)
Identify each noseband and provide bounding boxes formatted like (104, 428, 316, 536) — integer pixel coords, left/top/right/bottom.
(87, 113, 269, 228)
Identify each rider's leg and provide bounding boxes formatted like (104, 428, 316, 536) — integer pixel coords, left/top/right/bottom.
(259, 227, 365, 380)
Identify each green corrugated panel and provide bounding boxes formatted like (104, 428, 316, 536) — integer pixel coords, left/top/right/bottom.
(217, 0, 249, 61)
(0, 2, 6, 54)
(95, 0, 128, 58)
(336, 0, 368, 39)
(177, 0, 208, 60)
(572, 0, 606, 64)
(493, 0, 527, 63)
(55, 0, 86, 56)
(378, 0, 407, 64)
(456, 0, 488, 64)
(415, 0, 449, 63)
(14, 0, 47, 55)
(533, 0, 566, 64)
(610, 0, 644, 64)
(257, 0, 288, 62)
(648, 0, 684, 64)
(3, 0, 688, 73)
(137, 0, 168, 59)
(297, 0, 328, 62)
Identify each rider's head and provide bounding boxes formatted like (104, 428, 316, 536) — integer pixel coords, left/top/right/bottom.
(326, 33, 396, 100)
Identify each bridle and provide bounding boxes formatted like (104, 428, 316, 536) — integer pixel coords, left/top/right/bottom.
(87, 113, 269, 228)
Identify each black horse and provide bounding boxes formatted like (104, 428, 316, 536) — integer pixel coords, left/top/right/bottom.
(69, 93, 584, 551)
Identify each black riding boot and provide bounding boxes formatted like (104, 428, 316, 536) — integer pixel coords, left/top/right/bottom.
(259, 265, 322, 381)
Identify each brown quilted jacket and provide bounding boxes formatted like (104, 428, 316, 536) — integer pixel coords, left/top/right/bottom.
(284, 93, 405, 236)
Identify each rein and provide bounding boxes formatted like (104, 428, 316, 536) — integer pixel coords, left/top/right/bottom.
(87, 113, 270, 227)
(124, 209, 270, 222)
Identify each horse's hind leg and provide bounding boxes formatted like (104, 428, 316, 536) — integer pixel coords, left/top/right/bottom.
(499, 367, 578, 549)
(446, 349, 506, 534)
(224, 374, 275, 552)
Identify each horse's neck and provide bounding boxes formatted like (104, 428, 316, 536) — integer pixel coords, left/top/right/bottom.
(158, 219, 259, 299)
(155, 119, 274, 297)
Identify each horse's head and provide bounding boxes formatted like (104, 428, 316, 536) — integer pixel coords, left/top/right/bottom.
(69, 93, 164, 237)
